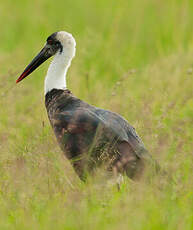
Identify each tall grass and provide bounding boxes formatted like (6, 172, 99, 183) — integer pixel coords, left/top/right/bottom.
(0, 0, 193, 229)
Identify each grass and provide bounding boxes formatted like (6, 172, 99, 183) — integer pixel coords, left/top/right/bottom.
(0, 0, 193, 229)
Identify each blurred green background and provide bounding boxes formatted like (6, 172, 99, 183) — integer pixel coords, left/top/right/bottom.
(0, 0, 193, 229)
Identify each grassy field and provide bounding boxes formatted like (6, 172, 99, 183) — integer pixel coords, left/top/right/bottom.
(0, 0, 193, 229)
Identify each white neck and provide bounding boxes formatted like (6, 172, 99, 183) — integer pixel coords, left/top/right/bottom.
(44, 48, 75, 95)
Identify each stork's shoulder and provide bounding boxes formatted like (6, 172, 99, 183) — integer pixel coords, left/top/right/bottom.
(45, 89, 106, 134)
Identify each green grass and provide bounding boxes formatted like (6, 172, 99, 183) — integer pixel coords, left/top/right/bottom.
(0, 0, 193, 229)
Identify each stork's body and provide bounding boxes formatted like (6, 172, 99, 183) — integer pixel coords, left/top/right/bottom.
(17, 31, 153, 180)
(45, 88, 148, 179)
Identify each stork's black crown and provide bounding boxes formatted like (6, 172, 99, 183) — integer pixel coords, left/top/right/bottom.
(46, 32, 63, 53)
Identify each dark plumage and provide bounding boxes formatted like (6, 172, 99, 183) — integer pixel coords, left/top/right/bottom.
(45, 89, 152, 180)
(16, 31, 157, 181)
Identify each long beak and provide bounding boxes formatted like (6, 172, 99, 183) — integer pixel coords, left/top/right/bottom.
(16, 44, 52, 83)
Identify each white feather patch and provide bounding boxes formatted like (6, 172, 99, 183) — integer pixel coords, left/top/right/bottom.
(44, 31, 76, 94)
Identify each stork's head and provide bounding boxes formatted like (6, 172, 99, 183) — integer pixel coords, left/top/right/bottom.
(16, 31, 76, 83)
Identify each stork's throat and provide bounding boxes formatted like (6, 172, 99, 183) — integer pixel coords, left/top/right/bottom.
(44, 53, 72, 95)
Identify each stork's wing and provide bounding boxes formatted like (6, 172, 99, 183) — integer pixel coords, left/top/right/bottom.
(94, 108, 149, 158)
(51, 108, 102, 134)
(51, 105, 150, 160)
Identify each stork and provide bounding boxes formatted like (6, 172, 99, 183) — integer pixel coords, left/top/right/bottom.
(16, 31, 155, 181)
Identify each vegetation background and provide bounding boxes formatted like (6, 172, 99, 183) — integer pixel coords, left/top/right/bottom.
(0, 0, 193, 229)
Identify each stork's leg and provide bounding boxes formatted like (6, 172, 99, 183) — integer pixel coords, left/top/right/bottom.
(110, 166, 123, 190)
(116, 173, 124, 190)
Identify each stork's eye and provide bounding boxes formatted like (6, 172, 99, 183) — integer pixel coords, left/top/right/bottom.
(47, 40, 53, 45)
